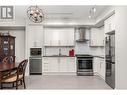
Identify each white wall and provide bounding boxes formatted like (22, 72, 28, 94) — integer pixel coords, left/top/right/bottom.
(10, 30, 25, 62)
(0, 6, 27, 26)
(115, 6, 127, 89)
(0, 29, 25, 62)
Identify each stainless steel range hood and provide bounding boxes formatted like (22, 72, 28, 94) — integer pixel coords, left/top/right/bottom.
(76, 27, 89, 42)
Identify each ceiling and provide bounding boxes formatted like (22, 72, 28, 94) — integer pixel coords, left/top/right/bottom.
(15, 5, 110, 25)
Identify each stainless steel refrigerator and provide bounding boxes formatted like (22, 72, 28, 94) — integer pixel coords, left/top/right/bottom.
(105, 32, 115, 89)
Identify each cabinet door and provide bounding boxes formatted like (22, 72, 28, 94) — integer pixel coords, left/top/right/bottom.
(66, 30, 74, 46)
(43, 57, 59, 72)
(49, 58, 59, 72)
(104, 18, 109, 34)
(94, 57, 105, 79)
(67, 57, 76, 72)
(90, 28, 104, 46)
(93, 57, 100, 74)
(42, 57, 50, 72)
(90, 28, 98, 46)
(35, 26, 43, 47)
(100, 59, 105, 79)
(44, 30, 52, 46)
(27, 26, 36, 47)
(59, 57, 67, 72)
(52, 30, 59, 46)
(104, 14, 115, 34)
(60, 28, 74, 46)
(27, 25, 43, 47)
(110, 14, 115, 31)
(44, 28, 74, 46)
(44, 28, 59, 46)
(59, 30, 66, 46)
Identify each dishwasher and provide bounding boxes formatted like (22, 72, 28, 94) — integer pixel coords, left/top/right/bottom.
(29, 56, 42, 75)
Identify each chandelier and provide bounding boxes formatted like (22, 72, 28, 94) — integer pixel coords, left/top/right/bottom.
(27, 6, 44, 23)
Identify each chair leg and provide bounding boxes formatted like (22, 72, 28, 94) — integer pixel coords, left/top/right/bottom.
(12, 83, 15, 87)
(16, 81, 18, 89)
(20, 80, 22, 85)
(1, 83, 3, 89)
(23, 77, 26, 89)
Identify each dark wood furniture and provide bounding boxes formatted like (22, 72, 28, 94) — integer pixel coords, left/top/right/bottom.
(0, 59, 28, 89)
(0, 35, 15, 64)
(0, 63, 18, 83)
(2, 57, 9, 64)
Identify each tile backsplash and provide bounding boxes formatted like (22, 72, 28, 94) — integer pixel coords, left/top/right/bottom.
(44, 47, 74, 56)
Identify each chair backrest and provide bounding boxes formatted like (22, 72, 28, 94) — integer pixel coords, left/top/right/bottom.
(17, 59, 28, 79)
(2, 57, 9, 64)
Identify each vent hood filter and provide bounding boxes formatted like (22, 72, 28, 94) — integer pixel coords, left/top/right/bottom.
(76, 28, 89, 42)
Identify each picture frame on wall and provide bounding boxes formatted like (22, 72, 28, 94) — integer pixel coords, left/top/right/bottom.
(0, 6, 14, 19)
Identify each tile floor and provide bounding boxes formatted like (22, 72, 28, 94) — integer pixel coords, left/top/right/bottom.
(26, 75, 112, 90)
(1, 75, 112, 90)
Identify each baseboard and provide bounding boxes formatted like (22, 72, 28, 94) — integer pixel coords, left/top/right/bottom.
(94, 72, 105, 80)
(42, 72, 76, 75)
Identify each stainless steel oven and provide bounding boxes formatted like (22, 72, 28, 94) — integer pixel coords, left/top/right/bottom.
(30, 48, 42, 56)
(29, 48, 42, 75)
(29, 57, 42, 75)
(76, 55, 93, 76)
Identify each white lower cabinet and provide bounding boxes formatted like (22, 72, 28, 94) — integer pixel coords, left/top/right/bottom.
(99, 59, 105, 79)
(42, 57, 76, 74)
(67, 57, 76, 72)
(59, 57, 68, 72)
(42, 57, 58, 72)
(93, 57, 105, 80)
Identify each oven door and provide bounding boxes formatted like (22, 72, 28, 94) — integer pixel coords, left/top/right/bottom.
(77, 58, 93, 72)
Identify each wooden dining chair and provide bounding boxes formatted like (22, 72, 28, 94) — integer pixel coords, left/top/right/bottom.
(1, 57, 10, 78)
(0, 59, 28, 89)
(2, 57, 9, 64)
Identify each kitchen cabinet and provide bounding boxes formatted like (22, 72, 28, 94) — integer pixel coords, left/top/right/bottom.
(27, 25, 43, 48)
(44, 28, 74, 46)
(67, 57, 76, 72)
(90, 27, 104, 46)
(99, 58, 105, 79)
(104, 14, 115, 34)
(42, 57, 59, 72)
(93, 57, 105, 80)
(59, 57, 68, 72)
(42, 57, 76, 74)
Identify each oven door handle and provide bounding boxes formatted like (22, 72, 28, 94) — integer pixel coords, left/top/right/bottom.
(29, 58, 42, 59)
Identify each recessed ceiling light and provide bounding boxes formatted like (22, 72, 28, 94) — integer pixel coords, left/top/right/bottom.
(92, 7, 96, 13)
(88, 15, 91, 19)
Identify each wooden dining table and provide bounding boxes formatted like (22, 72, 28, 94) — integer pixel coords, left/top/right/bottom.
(0, 63, 19, 83)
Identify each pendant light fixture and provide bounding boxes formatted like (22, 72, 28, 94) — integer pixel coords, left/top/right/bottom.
(88, 6, 96, 19)
(27, 6, 44, 23)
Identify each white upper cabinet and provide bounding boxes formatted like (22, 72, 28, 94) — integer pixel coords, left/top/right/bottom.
(104, 14, 115, 34)
(90, 27, 104, 46)
(44, 28, 74, 46)
(27, 25, 43, 48)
